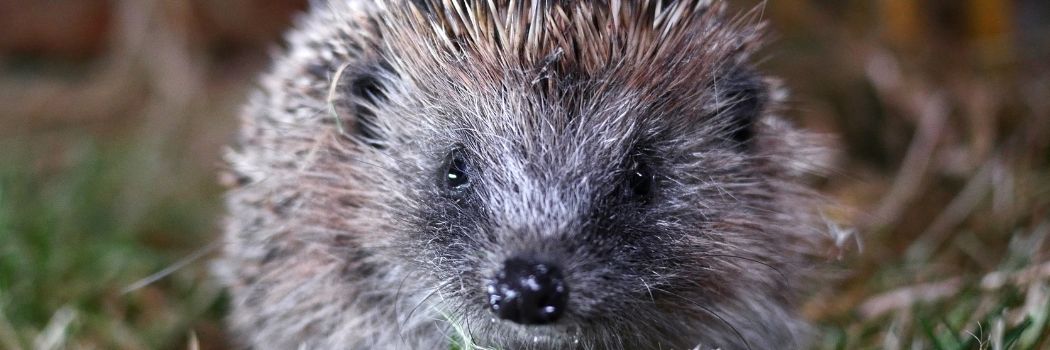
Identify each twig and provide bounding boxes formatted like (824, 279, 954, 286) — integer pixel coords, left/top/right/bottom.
(859, 261, 1050, 319)
(121, 241, 219, 295)
(904, 159, 996, 261)
(862, 49, 950, 230)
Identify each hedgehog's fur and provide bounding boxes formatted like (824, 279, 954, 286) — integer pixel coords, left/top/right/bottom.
(216, 1, 834, 349)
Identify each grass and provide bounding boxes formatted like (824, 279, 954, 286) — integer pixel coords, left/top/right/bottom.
(815, 242, 1050, 349)
(0, 138, 227, 349)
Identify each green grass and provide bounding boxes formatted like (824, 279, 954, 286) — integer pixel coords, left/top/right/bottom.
(0, 138, 226, 349)
(817, 257, 1050, 349)
(811, 169, 1050, 349)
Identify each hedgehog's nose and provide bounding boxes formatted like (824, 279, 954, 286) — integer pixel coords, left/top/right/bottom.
(486, 258, 569, 325)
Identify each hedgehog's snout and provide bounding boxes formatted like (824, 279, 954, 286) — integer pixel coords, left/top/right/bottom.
(486, 258, 569, 325)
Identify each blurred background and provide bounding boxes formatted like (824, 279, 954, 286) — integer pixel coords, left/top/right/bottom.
(0, 0, 1047, 349)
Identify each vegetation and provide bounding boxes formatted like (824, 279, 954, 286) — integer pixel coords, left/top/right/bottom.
(0, 141, 227, 349)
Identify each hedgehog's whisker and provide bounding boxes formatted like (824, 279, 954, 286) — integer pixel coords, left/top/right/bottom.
(651, 287, 753, 350)
(400, 277, 455, 332)
(696, 253, 787, 282)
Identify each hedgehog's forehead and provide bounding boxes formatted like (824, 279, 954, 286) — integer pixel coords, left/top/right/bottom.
(380, 0, 759, 87)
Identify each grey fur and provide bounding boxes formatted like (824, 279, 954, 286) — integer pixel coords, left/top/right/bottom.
(216, 1, 834, 349)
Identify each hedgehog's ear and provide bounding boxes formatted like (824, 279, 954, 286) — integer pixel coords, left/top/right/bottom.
(714, 68, 768, 149)
(342, 60, 395, 148)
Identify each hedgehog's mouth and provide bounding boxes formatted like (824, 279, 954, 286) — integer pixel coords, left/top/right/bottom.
(511, 324, 583, 344)
(473, 316, 584, 347)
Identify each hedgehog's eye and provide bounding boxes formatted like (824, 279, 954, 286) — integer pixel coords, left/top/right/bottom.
(444, 149, 471, 192)
(628, 160, 654, 202)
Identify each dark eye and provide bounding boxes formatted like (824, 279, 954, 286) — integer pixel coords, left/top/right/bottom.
(628, 160, 654, 201)
(444, 149, 471, 191)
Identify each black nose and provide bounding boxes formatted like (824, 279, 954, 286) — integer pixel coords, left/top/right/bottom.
(486, 258, 569, 325)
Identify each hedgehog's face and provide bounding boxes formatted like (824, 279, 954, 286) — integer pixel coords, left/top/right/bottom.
(330, 1, 817, 347)
(353, 65, 786, 347)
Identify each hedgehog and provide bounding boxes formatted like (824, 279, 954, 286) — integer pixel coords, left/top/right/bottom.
(215, 0, 835, 349)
